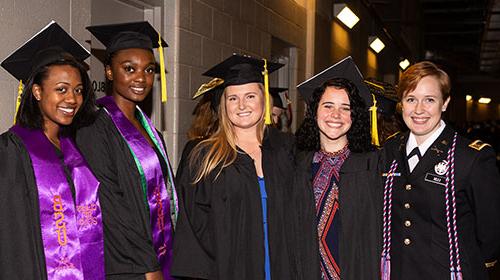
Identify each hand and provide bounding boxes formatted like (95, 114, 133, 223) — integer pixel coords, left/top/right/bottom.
(145, 271, 164, 280)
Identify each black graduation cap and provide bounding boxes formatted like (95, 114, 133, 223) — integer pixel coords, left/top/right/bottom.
(365, 79, 398, 115)
(269, 87, 288, 109)
(374, 94, 397, 115)
(202, 54, 285, 125)
(1, 20, 90, 82)
(88, 21, 170, 103)
(203, 54, 284, 86)
(296, 56, 372, 107)
(86, 21, 168, 57)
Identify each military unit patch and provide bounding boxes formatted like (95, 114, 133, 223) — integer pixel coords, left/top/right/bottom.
(434, 160, 448, 175)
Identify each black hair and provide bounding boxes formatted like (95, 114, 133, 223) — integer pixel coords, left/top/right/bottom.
(16, 57, 96, 134)
(295, 77, 373, 153)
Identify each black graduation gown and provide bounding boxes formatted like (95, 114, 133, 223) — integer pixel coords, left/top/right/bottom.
(76, 109, 169, 279)
(293, 149, 383, 280)
(176, 138, 203, 182)
(171, 128, 297, 280)
(382, 126, 500, 279)
(0, 131, 77, 280)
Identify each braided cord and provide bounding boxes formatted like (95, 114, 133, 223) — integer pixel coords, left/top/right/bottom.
(444, 133, 462, 279)
(381, 160, 398, 280)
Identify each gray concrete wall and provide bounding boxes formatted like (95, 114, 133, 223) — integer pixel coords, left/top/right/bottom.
(0, 0, 416, 169)
(174, 0, 308, 163)
(0, 0, 91, 133)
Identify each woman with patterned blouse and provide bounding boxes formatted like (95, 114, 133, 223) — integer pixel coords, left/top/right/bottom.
(293, 58, 383, 280)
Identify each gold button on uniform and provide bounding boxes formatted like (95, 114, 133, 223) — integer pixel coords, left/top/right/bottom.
(405, 184, 412, 191)
(404, 220, 412, 227)
(404, 238, 411, 245)
(404, 203, 411, 209)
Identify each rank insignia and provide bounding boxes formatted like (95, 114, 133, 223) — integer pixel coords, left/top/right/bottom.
(431, 146, 443, 155)
(469, 140, 490, 151)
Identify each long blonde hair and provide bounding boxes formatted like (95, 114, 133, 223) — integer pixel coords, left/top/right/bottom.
(189, 83, 266, 183)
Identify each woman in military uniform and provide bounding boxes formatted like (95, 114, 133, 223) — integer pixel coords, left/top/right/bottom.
(381, 61, 500, 279)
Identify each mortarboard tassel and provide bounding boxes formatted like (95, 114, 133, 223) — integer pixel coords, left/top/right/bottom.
(14, 80, 23, 124)
(369, 93, 380, 146)
(262, 59, 272, 125)
(157, 32, 167, 103)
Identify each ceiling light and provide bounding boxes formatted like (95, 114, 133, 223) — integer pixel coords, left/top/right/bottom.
(466, 95, 472, 102)
(478, 97, 491, 104)
(369, 36, 385, 53)
(399, 59, 410, 70)
(334, 4, 359, 29)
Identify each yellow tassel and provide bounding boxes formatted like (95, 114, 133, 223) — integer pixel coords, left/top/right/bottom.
(370, 93, 380, 146)
(14, 80, 23, 124)
(157, 32, 167, 103)
(262, 59, 272, 125)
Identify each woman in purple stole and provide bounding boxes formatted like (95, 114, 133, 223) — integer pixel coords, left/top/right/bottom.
(293, 57, 383, 280)
(0, 22, 104, 279)
(76, 22, 177, 280)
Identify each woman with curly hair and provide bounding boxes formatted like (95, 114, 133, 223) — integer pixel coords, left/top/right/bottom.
(294, 57, 383, 280)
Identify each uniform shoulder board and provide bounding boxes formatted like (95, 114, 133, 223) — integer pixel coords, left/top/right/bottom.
(485, 259, 497, 268)
(468, 140, 491, 151)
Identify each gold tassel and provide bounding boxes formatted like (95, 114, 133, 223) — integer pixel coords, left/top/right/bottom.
(370, 93, 380, 146)
(262, 59, 271, 125)
(14, 80, 23, 124)
(157, 32, 167, 103)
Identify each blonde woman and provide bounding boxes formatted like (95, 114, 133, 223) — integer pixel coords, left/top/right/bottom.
(171, 55, 296, 280)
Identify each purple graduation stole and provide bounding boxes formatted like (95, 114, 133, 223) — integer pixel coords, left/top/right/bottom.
(10, 125, 104, 280)
(97, 96, 177, 280)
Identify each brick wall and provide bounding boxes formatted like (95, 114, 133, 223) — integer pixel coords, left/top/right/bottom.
(174, 0, 308, 162)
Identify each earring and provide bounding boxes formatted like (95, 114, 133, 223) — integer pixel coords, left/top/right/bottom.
(106, 69, 113, 81)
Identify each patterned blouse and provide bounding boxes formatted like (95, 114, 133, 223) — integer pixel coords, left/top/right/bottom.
(312, 146, 350, 280)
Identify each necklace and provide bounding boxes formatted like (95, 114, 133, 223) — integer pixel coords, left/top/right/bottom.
(320, 143, 349, 157)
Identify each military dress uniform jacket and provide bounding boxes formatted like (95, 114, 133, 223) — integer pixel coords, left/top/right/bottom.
(382, 126, 500, 280)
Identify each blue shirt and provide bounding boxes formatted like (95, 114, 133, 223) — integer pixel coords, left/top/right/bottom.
(258, 177, 271, 280)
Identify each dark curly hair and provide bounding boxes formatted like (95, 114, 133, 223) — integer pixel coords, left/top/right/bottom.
(295, 77, 373, 153)
(16, 57, 96, 135)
